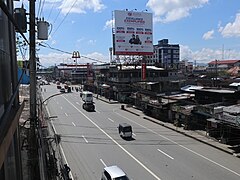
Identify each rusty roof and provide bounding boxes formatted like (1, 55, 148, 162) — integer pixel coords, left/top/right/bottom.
(208, 60, 240, 65)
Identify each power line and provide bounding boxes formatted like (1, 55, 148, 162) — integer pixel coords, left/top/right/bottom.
(37, 0, 42, 18)
(46, 0, 58, 21)
(51, 0, 68, 28)
(51, 0, 78, 38)
(38, 42, 106, 63)
(38, 42, 72, 54)
(39, 0, 46, 18)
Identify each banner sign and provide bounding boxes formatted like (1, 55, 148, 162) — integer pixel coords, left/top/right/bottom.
(142, 62, 146, 80)
(114, 10, 153, 55)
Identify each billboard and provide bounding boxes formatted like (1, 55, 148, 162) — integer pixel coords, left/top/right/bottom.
(114, 10, 153, 55)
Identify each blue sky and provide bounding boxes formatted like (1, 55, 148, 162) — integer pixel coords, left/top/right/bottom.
(15, 0, 240, 67)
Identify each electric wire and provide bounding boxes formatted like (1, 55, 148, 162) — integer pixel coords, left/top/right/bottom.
(46, 0, 58, 21)
(39, 0, 46, 18)
(38, 42, 106, 63)
(51, 0, 78, 38)
(38, 42, 72, 54)
(37, 0, 42, 18)
(52, 0, 68, 26)
(16, 34, 28, 61)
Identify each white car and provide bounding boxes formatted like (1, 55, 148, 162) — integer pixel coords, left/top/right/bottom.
(101, 165, 129, 180)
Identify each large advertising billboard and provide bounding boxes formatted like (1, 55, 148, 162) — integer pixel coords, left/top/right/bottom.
(114, 10, 153, 55)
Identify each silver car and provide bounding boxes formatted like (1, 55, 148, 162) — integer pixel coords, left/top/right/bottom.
(101, 165, 129, 180)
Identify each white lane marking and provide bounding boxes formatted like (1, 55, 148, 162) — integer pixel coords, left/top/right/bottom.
(107, 118, 114, 122)
(100, 159, 107, 167)
(132, 133, 136, 137)
(82, 135, 88, 143)
(60, 106, 63, 110)
(45, 106, 74, 180)
(157, 149, 174, 160)
(72, 122, 76, 127)
(115, 112, 240, 177)
(76, 102, 80, 105)
(96, 110, 100, 113)
(63, 96, 161, 180)
(65, 113, 68, 116)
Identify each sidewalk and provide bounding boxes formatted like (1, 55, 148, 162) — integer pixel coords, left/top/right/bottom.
(93, 94, 119, 104)
(124, 106, 240, 157)
(95, 95, 240, 157)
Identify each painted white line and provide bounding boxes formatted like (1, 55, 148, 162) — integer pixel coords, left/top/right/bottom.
(96, 110, 100, 113)
(100, 159, 107, 167)
(107, 118, 114, 122)
(82, 135, 88, 143)
(63, 96, 161, 180)
(132, 133, 136, 137)
(65, 113, 68, 116)
(60, 106, 63, 110)
(115, 112, 240, 177)
(157, 149, 174, 160)
(76, 102, 80, 105)
(72, 122, 76, 127)
(45, 106, 74, 180)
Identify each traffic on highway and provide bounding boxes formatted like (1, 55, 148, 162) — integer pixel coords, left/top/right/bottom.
(42, 84, 240, 180)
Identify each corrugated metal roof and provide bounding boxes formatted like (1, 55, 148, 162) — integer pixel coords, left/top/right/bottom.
(208, 60, 240, 65)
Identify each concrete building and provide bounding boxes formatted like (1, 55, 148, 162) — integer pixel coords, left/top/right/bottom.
(179, 60, 193, 74)
(56, 63, 94, 84)
(147, 39, 180, 69)
(207, 60, 240, 72)
(0, 0, 23, 179)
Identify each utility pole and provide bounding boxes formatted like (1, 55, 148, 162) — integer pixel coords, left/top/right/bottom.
(29, 0, 40, 179)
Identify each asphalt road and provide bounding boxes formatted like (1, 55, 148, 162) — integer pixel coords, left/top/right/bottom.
(42, 84, 240, 180)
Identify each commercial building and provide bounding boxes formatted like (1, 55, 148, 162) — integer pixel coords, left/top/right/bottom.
(147, 39, 180, 69)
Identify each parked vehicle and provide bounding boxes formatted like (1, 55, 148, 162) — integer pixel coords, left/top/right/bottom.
(67, 86, 71, 93)
(118, 123, 132, 138)
(60, 88, 65, 93)
(101, 165, 129, 180)
(81, 91, 95, 111)
(57, 81, 61, 89)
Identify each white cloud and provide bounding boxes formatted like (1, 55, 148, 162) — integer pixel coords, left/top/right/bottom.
(59, 0, 105, 15)
(219, 13, 240, 37)
(146, 0, 209, 23)
(180, 45, 240, 64)
(103, 19, 114, 30)
(76, 38, 85, 43)
(202, 30, 214, 40)
(39, 53, 70, 67)
(84, 52, 109, 63)
(87, 39, 97, 45)
(38, 45, 240, 67)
